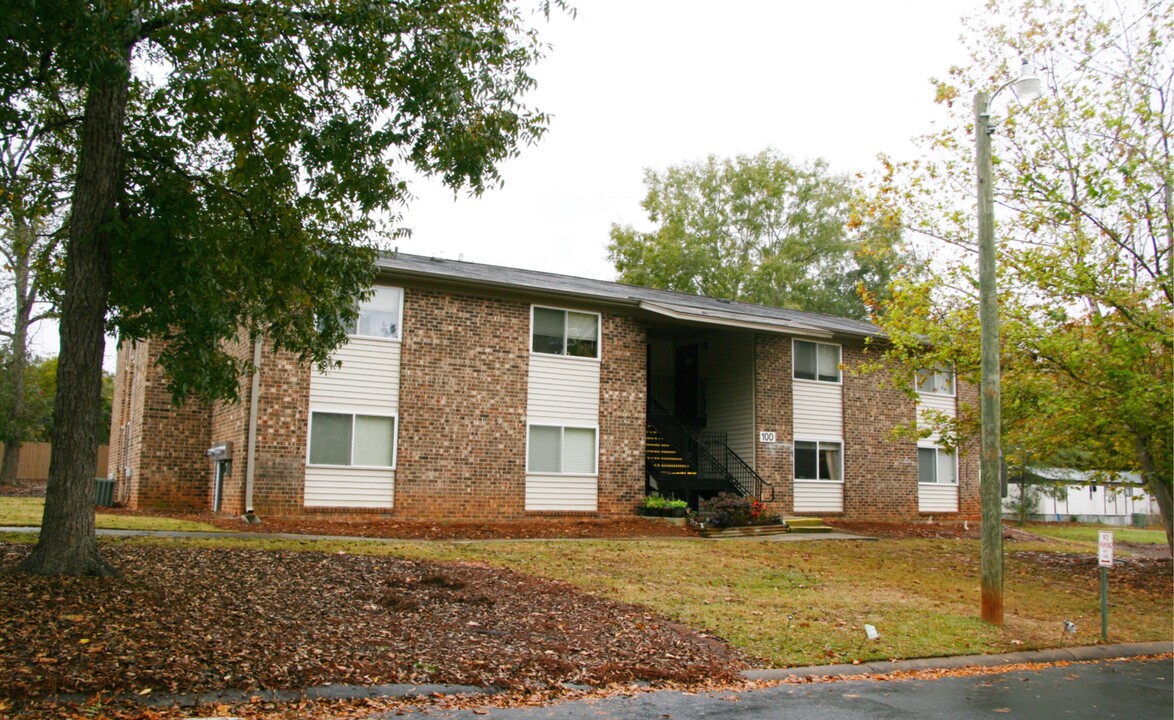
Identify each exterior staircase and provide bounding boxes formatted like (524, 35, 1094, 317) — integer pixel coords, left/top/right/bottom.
(645, 424, 699, 484)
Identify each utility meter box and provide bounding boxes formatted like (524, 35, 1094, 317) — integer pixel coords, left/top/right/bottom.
(206, 441, 233, 461)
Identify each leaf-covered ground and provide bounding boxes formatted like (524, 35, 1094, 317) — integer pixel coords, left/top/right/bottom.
(0, 541, 747, 709)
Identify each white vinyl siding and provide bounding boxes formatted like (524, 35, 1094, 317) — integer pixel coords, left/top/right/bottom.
(307, 307, 403, 509)
(527, 354, 600, 423)
(917, 388, 956, 443)
(794, 380, 843, 438)
(526, 311, 602, 512)
(312, 337, 401, 409)
(919, 483, 959, 513)
(918, 445, 959, 513)
(525, 424, 598, 512)
(703, 333, 756, 467)
(305, 466, 394, 508)
(794, 481, 844, 513)
(525, 474, 598, 512)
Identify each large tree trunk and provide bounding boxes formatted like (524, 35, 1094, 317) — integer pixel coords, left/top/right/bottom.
(16, 74, 128, 577)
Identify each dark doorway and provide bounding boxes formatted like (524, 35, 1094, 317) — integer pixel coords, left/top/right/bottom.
(675, 344, 700, 422)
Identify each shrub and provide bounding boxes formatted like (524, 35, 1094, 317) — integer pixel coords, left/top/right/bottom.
(700, 493, 780, 528)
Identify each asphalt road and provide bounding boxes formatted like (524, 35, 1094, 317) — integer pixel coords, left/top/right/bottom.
(387, 657, 1173, 719)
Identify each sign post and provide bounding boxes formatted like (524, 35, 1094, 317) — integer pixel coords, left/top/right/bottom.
(1098, 530, 1113, 642)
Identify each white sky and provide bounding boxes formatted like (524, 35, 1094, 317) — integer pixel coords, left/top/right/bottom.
(30, 0, 990, 369)
(397, 0, 983, 279)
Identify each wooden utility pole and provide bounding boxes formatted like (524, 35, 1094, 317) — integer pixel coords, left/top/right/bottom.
(975, 90, 1003, 625)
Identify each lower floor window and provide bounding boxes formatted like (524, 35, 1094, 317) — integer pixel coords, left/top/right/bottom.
(309, 411, 396, 467)
(795, 440, 842, 481)
(918, 447, 957, 484)
(528, 425, 597, 474)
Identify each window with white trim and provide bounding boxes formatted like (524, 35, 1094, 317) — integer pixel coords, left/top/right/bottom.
(918, 447, 957, 484)
(352, 287, 402, 339)
(532, 307, 600, 358)
(527, 425, 597, 474)
(309, 412, 396, 467)
(794, 440, 843, 482)
(793, 340, 841, 382)
(915, 366, 955, 395)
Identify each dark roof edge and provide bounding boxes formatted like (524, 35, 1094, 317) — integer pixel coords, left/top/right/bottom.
(375, 252, 885, 341)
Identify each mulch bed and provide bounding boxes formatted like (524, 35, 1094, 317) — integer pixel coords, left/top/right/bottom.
(99, 507, 699, 540)
(0, 540, 748, 709)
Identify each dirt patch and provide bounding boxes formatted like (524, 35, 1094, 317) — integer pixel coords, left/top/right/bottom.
(0, 540, 747, 707)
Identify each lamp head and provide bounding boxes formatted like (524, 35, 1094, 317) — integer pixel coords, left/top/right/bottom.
(1013, 58, 1041, 102)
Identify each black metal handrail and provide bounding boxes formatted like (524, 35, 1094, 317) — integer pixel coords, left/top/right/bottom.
(647, 398, 773, 501)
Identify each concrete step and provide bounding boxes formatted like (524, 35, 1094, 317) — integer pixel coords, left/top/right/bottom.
(699, 524, 790, 539)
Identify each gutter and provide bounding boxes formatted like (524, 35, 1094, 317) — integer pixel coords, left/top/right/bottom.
(243, 337, 262, 522)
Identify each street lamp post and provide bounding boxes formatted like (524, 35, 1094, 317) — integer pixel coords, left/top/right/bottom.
(975, 60, 1040, 625)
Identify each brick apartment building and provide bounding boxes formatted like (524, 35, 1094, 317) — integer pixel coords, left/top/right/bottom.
(108, 252, 979, 522)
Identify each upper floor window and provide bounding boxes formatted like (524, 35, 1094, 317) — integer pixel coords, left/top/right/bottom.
(915, 366, 955, 395)
(793, 340, 841, 382)
(532, 307, 599, 358)
(353, 286, 402, 339)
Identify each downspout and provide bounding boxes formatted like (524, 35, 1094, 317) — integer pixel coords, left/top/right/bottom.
(244, 337, 262, 522)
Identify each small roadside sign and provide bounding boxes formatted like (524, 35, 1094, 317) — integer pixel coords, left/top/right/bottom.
(1098, 530, 1114, 568)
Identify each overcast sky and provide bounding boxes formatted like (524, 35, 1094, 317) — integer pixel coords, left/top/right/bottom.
(32, 0, 993, 367)
(397, 0, 983, 280)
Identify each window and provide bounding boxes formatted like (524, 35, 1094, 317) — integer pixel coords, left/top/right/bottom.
(353, 287, 402, 339)
(918, 447, 957, 484)
(527, 425, 597, 474)
(532, 307, 599, 358)
(916, 366, 955, 395)
(309, 412, 396, 467)
(794, 440, 842, 482)
(793, 340, 841, 382)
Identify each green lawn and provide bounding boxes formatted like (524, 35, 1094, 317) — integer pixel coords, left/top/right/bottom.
(2, 497, 1168, 668)
(0, 497, 222, 533)
(1025, 522, 1168, 545)
(110, 532, 1172, 668)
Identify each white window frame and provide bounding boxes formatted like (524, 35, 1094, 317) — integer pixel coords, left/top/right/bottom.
(307, 409, 398, 469)
(525, 423, 599, 476)
(793, 438, 844, 483)
(792, 339, 842, 384)
(530, 306, 602, 360)
(915, 366, 955, 397)
(917, 445, 958, 485)
(351, 286, 404, 341)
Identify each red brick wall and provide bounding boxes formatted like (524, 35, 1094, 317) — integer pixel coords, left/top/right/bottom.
(249, 344, 312, 516)
(597, 314, 646, 516)
(207, 338, 249, 515)
(956, 378, 981, 519)
(394, 288, 530, 519)
(112, 341, 213, 510)
(842, 343, 920, 521)
(754, 334, 794, 514)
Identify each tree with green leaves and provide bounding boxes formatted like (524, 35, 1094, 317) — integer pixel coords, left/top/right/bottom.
(0, 95, 74, 486)
(2, 0, 564, 576)
(608, 150, 909, 320)
(863, 0, 1172, 549)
